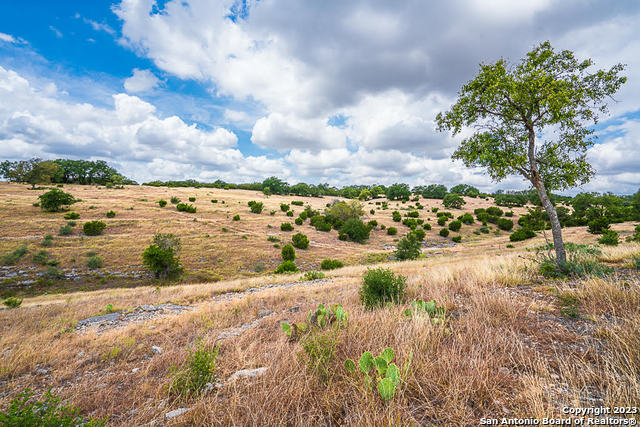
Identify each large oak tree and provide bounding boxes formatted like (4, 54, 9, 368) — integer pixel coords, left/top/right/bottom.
(436, 42, 626, 267)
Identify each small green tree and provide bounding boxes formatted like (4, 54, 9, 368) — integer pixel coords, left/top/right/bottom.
(281, 244, 296, 261)
(142, 233, 183, 279)
(437, 42, 626, 267)
(395, 233, 421, 260)
(38, 188, 76, 212)
(442, 193, 465, 209)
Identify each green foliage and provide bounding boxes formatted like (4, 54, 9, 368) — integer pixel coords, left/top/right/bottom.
(281, 244, 296, 261)
(170, 196, 180, 204)
(339, 218, 370, 244)
(158, 199, 167, 207)
(280, 203, 290, 212)
(32, 250, 50, 265)
(386, 183, 411, 200)
(142, 234, 182, 279)
(232, 214, 240, 221)
(486, 206, 504, 217)
(292, 232, 309, 249)
(442, 193, 465, 209)
(87, 255, 103, 269)
(459, 213, 474, 224)
(249, 201, 264, 213)
(392, 211, 401, 222)
(0, 389, 104, 426)
(406, 210, 419, 218)
(367, 220, 378, 228)
(188, 197, 196, 202)
(359, 268, 407, 309)
(63, 212, 80, 220)
(509, 228, 536, 242)
(410, 228, 426, 241)
(448, 220, 462, 231)
(536, 243, 611, 279)
(439, 228, 449, 237)
(41, 234, 54, 247)
(275, 260, 298, 274)
(286, 210, 294, 217)
(302, 271, 325, 281)
(402, 218, 417, 230)
(403, 299, 446, 324)
(1, 245, 28, 265)
(326, 200, 364, 222)
(105, 210, 116, 218)
(452, 236, 462, 243)
(419, 184, 448, 199)
(597, 230, 619, 246)
(38, 188, 77, 212)
(587, 216, 610, 234)
(423, 223, 432, 231)
(301, 329, 337, 382)
(176, 202, 196, 213)
(495, 194, 527, 207)
(280, 222, 294, 231)
(58, 224, 72, 236)
(168, 340, 219, 399)
(386, 227, 398, 236)
(344, 348, 407, 401)
(3, 297, 23, 309)
(320, 259, 344, 270)
(395, 233, 421, 260)
(83, 220, 106, 236)
(497, 218, 514, 231)
(437, 216, 447, 226)
(291, 200, 304, 206)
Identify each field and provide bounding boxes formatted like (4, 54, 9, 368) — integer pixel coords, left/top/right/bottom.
(0, 183, 639, 426)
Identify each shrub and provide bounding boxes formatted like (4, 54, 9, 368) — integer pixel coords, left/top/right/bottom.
(402, 218, 417, 230)
(211, 199, 218, 203)
(250, 201, 264, 214)
(536, 243, 612, 279)
(368, 220, 378, 228)
(370, 209, 375, 215)
(301, 329, 337, 382)
(170, 196, 180, 204)
(1, 245, 28, 265)
(87, 255, 103, 269)
(497, 218, 514, 231)
(598, 230, 619, 246)
(275, 260, 298, 274)
(168, 340, 219, 399)
(295, 217, 303, 225)
(321, 259, 344, 270)
(280, 222, 294, 231)
(64, 212, 80, 220)
(106, 210, 116, 218)
(442, 193, 465, 209)
(280, 203, 290, 212)
(387, 227, 398, 236)
(32, 250, 50, 265)
(41, 234, 54, 247)
(359, 268, 407, 309)
(83, 220, 106, 236)
(188, 197, 196, 202)
(232, 214, 240, 221)
(459, 213, 474, 224)
(291, 201, 304, 206)
(479, 225, 490, 234)
(407, 210, 419, 218)
(3, 297, 23, 309)
(437, 216, 447, 226)
(486, 214, 499, 224)
(142, 233, 182, 279)
(176, 202, 196, 213)
(158, 199, 167, 207)
(59, 224, 72, 236)
(431, 207, 439, 213)
(423, 223, 432, 230)
(510, 227, 536, 242)
(505, 211, 514, 217)
(43, 266, 63, 279)
(452, 236, 462, 243)
(395, 233, 421, 260)
(292, 232, 309, 249)
(302, 271, 325, 281)
(439, 228, 449, 237)
(286, 210, 294, 217)
(448, 220, 462, 231)
(299, 211, 308, 220)
(392, 211, 401, 222)
(587, 217, 610, 234)
(281, 244, 296, 261)
(339, 218, 370, 243)
(410, 228, 426, 241)
(38, 188, 77, 212)
(0, 389, 103, 425)
(486, 206, 504, 217)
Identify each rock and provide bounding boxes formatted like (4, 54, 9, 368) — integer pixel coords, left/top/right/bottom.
(152, 345, 163, 355)
(36, 367, 50, 375)
(132, 368, 140, 373)
(258, 309, 272, 318)
(76, 312, 121, 328)
(76, 351, 85, 357)
(289, 306, 300, 312)
(227, 367, 268, 383)
(165, 408, 189, 419)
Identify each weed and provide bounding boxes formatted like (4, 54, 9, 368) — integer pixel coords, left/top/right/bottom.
(168, 340, 219, 399)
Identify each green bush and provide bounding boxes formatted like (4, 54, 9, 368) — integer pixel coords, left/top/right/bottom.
(486, 206, 504, 217)
(87, 255, 103, 269)
(158, 199, 167, 207)
(321, 259, 344, 270)
(437, 216, 447, 226)
(442, 193, 465, 209)
(233, 214, 240, 221)
(291, 201, 303, 206)
(280, 203, 290, 212)
(168, 340, 219, 399)
(83, 220, 106, 236)
(176, 202, 196, 213)
(406, 210, 419, 218)
(43, 266, 63, 280)
(275, 260, 298, 274)
(537, 243, 612, 279)
(301, 329, 337, 382)
(339, 218, 370, 243)
(38, 188, 77, 212)
(387, 227, 398, 236)
(294, 217, 303, 225)
(448, 220, 462, 232)
(281, 244, 296, 261)
(402, 218, 417, 230)
(368, 220, 378, 228)
(439, 228, 449, 237)
(106, 210, 116, 218)
(423, 223, 432, 231)
(286, 210, 294, 217)
(509, 227, 536, 242)
(3, 297, 23, 309)
(59, 225, 73, 236)
(292, 233, 310, 249)
(395, 234, 421, 260)
(250, 201, 264, 214)
(170, 196, 180, 204)
(211, 199, 218, 203)
(505, 211, 514, 217)
(452, 236, 462, 243)
(497, 218, 514, 231)
(32, 250, 50, 265)
(316, 221, 332, 232)
(41, 234, 54, 247)
(459, 213, 474, 224)
(587, 217, 610, 234)
(280, 222, 294, 231)
(142, 233, 182, 279)
(0, 389, 104, 426)
(1, 245, 28, 265)
(598, 230, 619, 246)
(302, 271, 325, 281)
(392, 211, 401, 222)
(410, 228, 426, 241)
(64, 212, 80, 220)
(359, 268, 407, 309)
(188, 197, 196, 202)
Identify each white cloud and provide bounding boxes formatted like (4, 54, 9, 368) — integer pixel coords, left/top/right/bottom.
(49, 26, 63, 38)
(251, 113, 347, 151)
(0, 32, 16, 43)
(124, 68, 160, 93)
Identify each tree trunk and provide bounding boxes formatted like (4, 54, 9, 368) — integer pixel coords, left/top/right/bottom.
(527, 130, 567, 267)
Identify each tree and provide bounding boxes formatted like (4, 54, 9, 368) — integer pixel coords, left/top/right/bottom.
(395, 233, 421, 260)
(262, 176, 288, 195)
(442, 193, 465, 209)
(25, 161, 58, 188)
(436, 41, 626, 267)
(142, 233, 183, 279)
(38, 188, 77, 212)
(386, 183, 411, 200)
(326, 200, 363, 222)
(420, 184, 447, 199)
(0, 158, 56, 187)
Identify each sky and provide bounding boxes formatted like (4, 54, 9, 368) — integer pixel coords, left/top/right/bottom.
(0, 0, 639, 194)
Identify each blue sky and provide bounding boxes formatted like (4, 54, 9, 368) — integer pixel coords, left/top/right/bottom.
(0, 0, 639, 193)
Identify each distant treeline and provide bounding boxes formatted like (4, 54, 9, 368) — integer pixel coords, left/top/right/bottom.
(0, 158, 136, 187)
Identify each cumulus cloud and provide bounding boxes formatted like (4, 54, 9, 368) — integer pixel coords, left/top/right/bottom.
(124, 68, 160, 93)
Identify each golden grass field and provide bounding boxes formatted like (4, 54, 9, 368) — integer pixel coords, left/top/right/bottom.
(0, 183, 639, 426)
